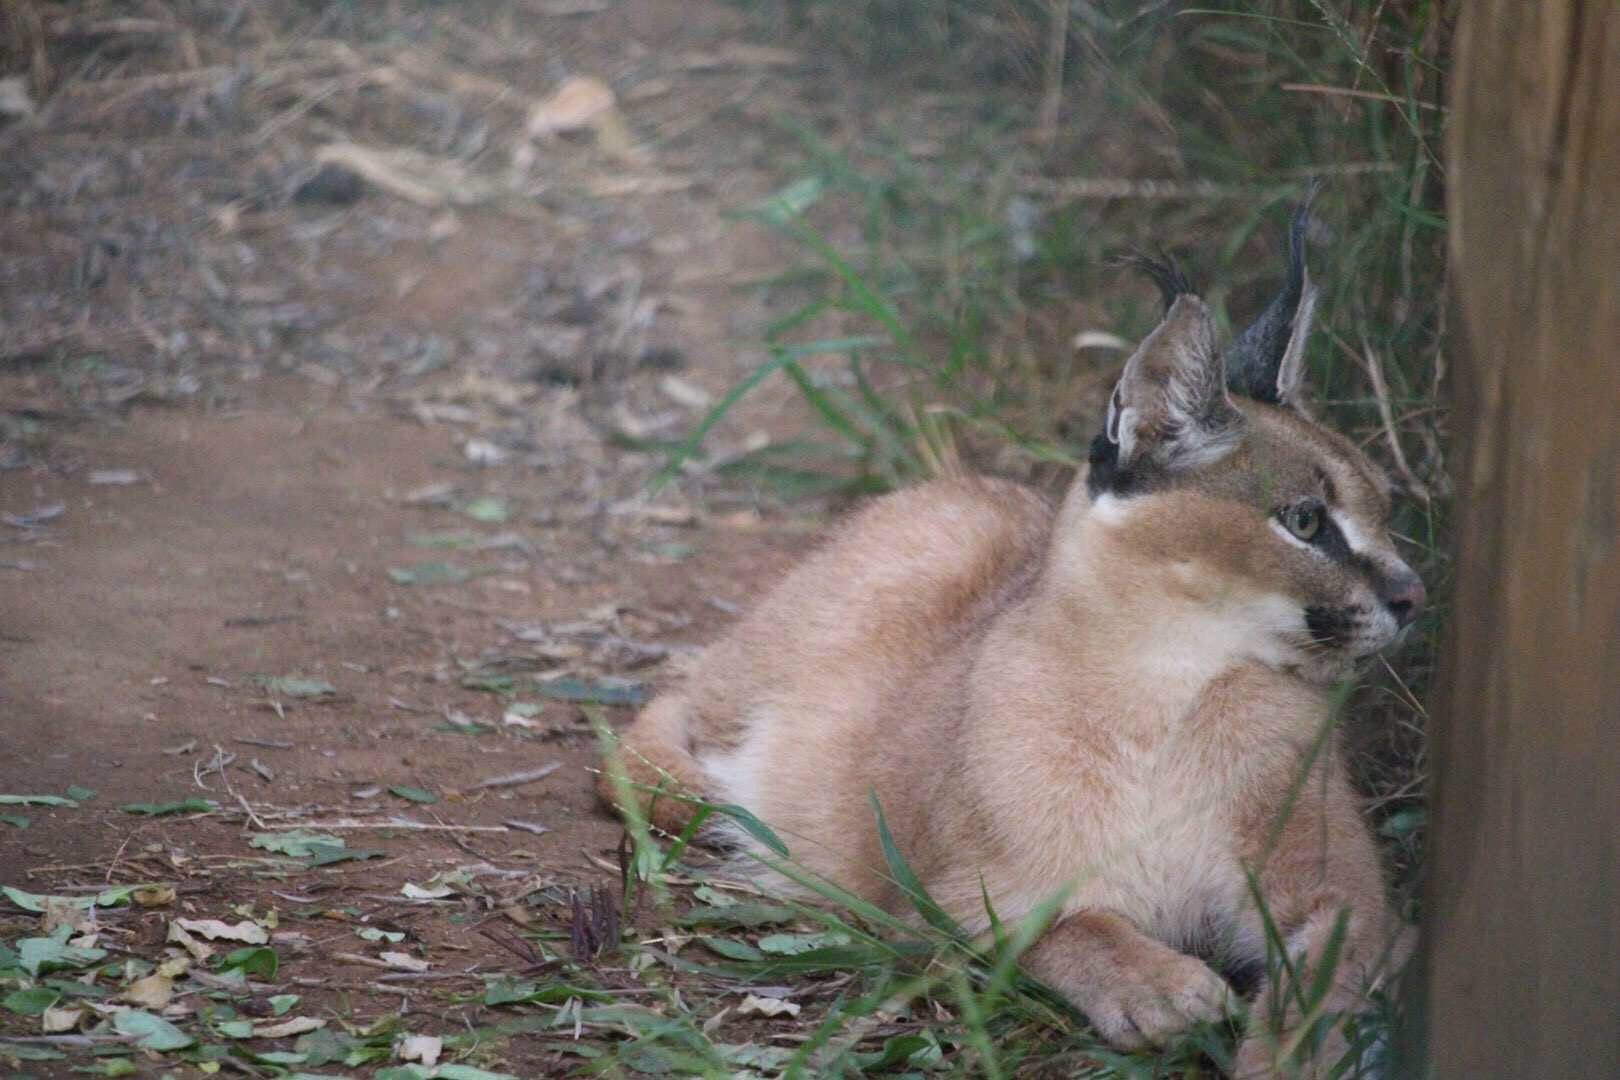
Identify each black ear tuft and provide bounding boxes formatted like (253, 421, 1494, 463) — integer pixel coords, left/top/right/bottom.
(1117, 249, 1196, 312)
(1225, 180, 1321, 405)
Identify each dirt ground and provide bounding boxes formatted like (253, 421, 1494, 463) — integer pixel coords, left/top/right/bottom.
(0, 2, 898, 1073)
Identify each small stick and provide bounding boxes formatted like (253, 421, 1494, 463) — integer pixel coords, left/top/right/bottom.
(237, 794, 268, 831)
(1035, 0, 1070, 148)
(470, 762, 561, 791)
(255, 819, 509, 833)
(235, 737, 295, 749)
(0, 1035, 136, 1047)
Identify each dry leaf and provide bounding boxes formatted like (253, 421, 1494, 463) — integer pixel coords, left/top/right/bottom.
(133, 886, 177, 908)
(736, 993, 800, 1018)
(175, 918, 268, 944)
(398, 1033, 444, 1067)
(527, 76, 617, 136)
(43, 897, 96, 937)
(313, 143, 501, 208)
(379, 951, 430, 972)
(156, 955, 191, 979)
(123, 974, 174, 1009)
(251, 1016, 326, 1038)
(166, 922, 214, 961)
(41, 1006, 83, 1033)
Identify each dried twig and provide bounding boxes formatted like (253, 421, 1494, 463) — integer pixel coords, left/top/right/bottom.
(1035, 0, 1070, 149)
(469, 763, 561, 791)
(254, 819, 509, 833)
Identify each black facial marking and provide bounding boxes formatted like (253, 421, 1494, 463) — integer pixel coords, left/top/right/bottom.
(1312, 515, 1354, 562)
(1304, 605, 1354, 645)
(1087, 432, 1128, 498)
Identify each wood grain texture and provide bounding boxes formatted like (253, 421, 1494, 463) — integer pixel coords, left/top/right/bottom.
(1426, 1, 1620, 1076)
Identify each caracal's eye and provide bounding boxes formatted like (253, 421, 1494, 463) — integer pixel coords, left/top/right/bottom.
(1282, 500, 1325, 542)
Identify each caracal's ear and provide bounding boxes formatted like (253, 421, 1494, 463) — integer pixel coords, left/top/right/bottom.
(1225, 182, 1320, 407)
(1103, 292, 1243, 474)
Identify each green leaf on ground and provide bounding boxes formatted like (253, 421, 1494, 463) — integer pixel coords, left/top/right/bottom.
(3, 885, 151, 912)
(482, 980, 612, 1007)
(434, 715, 497, 734)
(757, 930, 853, 955)
(533, 677, 648, 708)
(388, 785, 437, 804)
(216, 946, 278, 977)
(251, 830, 345, 857)
(2, 986, 61, 1015)
(389, 561, 472, 586)
(305, 845, 386, 867)
(65, 785, 96, 801)
(459, 496, 510, 523)
(458, 671, 515, 695)
(118, 798, 215, 816)
(269, 993, 300, 1015)
(408, 530, 476, 549)
(677, 901, 799, 929)
(0, 794, 76, 807)
(18, 928, 108, 976)
(254, 675, 337, 697)
(113, 1007, 195, 1050)
(0, 813, 27, 828)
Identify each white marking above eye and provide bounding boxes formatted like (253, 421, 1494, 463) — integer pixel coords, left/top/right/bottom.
(1333, 512, 1377, 556)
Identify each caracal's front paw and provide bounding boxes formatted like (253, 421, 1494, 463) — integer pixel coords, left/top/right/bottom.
(1079, 951, 1234, 1050)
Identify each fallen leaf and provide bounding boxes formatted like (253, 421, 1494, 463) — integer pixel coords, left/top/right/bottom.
(174, 918, 268, 945)
(17, 929, 107, 976)
(389, 561, 473, 586)
(398, 1033, 444, 1067)
(388, 785, 438, 805)
(0, 794, 76, 807)
(2, 987, 59, 1016)
(118, 798, 215, 816)
(379, 951, 430, 972)
(122, 974, 173, 1009)
(254, 675, 336, 698)
(42, 897, 96, 936)
(112, 1008, 194, 1051)
(250, 830, 345, 857)
(313, 142, 501, 208)
(736, 993, 801, 1018)
(459, 496, 510, 523)
(527, 75, 617, 136)
(534, 676, 648, 707)
(166, 921, 214, 961)
(0, 75, 36, 120)
(251, 1015, 326, 1038)
(41, 1005, 82, 1032)
(132, 886, 176, 908)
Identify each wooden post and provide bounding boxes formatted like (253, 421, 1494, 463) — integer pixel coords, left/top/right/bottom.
(1424, 2, 1620, 1077)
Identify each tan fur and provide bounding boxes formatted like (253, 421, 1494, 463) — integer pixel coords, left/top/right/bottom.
(600, 293, 1415, 1077)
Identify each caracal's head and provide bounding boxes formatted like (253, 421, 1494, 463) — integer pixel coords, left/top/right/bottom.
(1083, 195, 1424, 684)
